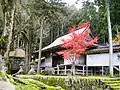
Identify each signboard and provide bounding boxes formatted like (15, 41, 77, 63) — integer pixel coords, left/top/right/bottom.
(87, 53, 120, 66)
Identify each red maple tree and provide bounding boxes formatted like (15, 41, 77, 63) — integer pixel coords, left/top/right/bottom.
(57, 22, 97, 62)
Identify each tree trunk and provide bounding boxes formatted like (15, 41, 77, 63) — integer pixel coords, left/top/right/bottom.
(25, 43, 29, 73)
(2, 12, 7, 37)
(4, 5, 15, 73)
(17, 34, 20, 48)
(37, 18, 44, 73)
(28, 41, 32, 71)
(116, 25, 119, 34)
(25, 29, 32, 73)
(61, 23, 64, 35)
(105, 0, 113, 77)
(70, 56, 76, 76)
(50, 29, 53, 43)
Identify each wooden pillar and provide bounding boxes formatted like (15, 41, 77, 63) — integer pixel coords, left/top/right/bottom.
(94, 67, 96, 75)
(102, 66, 104, 76)
(57, 64, 59, 75)
(119, 65, 120, 75)
(91, 68, 93, 76)
(64, 65, 66, 75)
(83, 65, 85, 75)
(86, 66, 88, 76)
(119, 58, 120, 75)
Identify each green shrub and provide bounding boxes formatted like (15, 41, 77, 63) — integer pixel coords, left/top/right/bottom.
(23, 84, 39, 90)
(39, 77, 68, 89)
(42, 67, 55, 75)
(21, 78, 64, 90)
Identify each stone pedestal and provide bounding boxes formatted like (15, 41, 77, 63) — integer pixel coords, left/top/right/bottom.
(28, 65, 36, 74)
(0, 54, 7, 73)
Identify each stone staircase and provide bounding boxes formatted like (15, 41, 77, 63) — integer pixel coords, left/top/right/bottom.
(102, 78, 120, 90)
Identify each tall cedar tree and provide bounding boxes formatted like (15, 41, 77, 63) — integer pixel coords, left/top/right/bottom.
(57, 21, 97, 62)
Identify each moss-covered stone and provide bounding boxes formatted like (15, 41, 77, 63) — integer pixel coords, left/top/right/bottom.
(2, 74, 120, 90)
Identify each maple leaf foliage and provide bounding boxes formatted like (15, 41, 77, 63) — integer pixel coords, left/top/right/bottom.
(57, 22, 98, 60)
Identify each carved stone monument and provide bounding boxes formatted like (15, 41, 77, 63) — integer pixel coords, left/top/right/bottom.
(0, 54, 7, 73)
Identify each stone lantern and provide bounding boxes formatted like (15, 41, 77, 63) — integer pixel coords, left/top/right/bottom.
(28, 56, 36, 74)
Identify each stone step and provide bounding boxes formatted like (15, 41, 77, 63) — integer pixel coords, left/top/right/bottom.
(102, 79, 120, 89)
(106, 83, 120, 86)
(111, 86, 120, 89)
(103, 80, 120, 83)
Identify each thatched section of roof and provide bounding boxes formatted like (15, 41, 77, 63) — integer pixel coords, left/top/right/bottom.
(42, 25, 92, 51)
(9, 49, 25, 58)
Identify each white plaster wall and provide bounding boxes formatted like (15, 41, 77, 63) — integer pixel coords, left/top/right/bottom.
(64, 55, 85, 65)
(87, 53, 120, 66)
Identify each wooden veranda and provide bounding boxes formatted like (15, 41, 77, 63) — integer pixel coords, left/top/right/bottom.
(41, 64, 108, 76)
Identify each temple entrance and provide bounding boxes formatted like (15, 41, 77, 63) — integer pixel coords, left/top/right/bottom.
(52, 55, 64, 67)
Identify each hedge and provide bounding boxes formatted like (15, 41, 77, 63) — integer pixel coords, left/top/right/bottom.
(16, 75, 109, 90)
(2, 74, 120, 90)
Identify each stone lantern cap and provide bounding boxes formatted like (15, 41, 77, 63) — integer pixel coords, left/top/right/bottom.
(9, 48, 25, 58)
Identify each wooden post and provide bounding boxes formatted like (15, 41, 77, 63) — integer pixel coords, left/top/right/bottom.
(86, 66, 88, 76)
(118, 57, 120, 75)
(91, 69, 93, 76)
(72, 63, 75, 75)
(94, 67, 96, 75)
(64, 65, 66, 75)
(83, 65, 85, 75)
(119, 64, 120, 75)
(102, 66, 104, 76)
(57, 64, 59, 75)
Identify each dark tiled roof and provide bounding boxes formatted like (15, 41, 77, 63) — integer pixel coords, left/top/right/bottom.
(85, 45, 120, 54)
